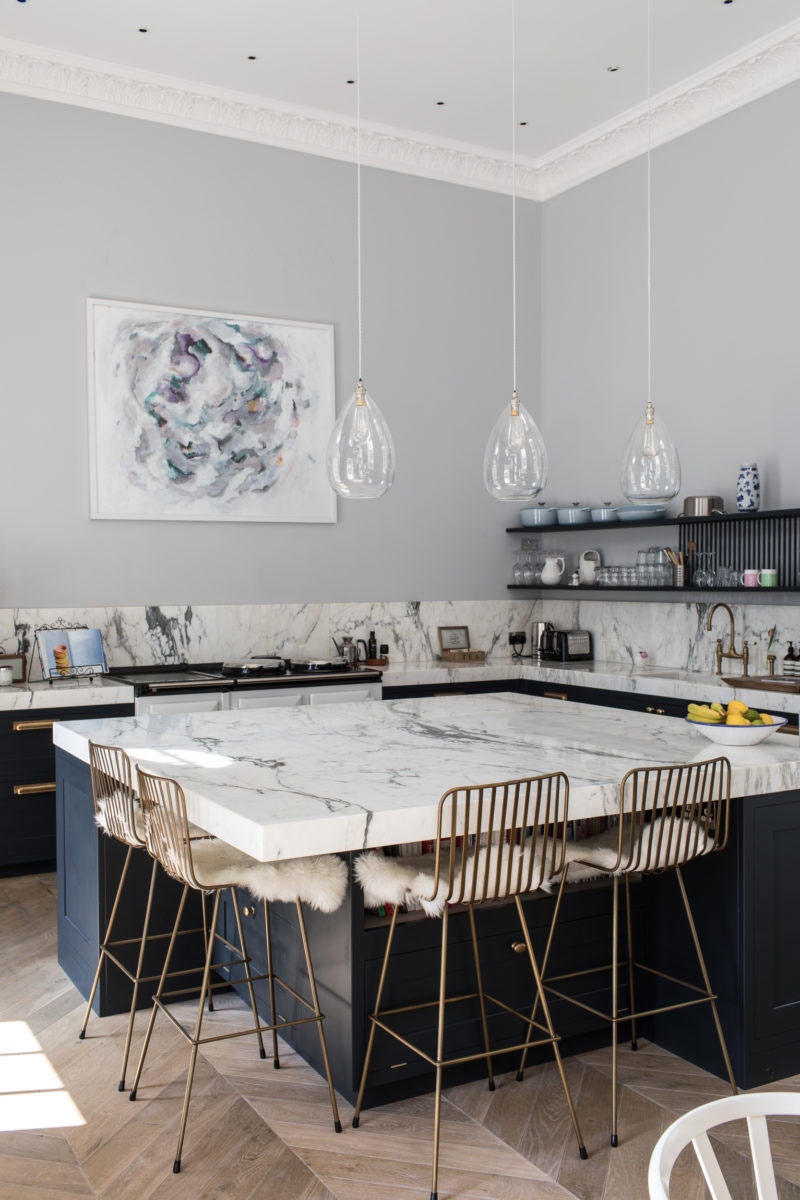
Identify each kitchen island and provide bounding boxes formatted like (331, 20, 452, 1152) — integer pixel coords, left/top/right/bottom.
(54, 693, 800, 1100)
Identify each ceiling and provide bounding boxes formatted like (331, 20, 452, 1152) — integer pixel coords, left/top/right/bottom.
(1, 0, 799, 189)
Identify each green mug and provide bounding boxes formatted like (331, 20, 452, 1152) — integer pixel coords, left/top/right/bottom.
(760, 568, 778, 587)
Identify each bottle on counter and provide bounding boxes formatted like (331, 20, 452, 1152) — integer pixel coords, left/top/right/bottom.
(783, 643, 797, 676)
(379, 643, 389, 665)
(367, 630, 377, 660)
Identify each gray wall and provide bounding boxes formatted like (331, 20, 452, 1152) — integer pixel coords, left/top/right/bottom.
(0, 93, 539, 607)
(540, 80, 800, 515)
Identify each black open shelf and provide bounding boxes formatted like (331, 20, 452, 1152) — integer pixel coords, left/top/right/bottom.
(506, 507, 800, 536)
(507, 585, 800, 597)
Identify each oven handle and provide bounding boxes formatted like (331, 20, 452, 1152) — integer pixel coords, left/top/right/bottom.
(146, 680, 235, 692)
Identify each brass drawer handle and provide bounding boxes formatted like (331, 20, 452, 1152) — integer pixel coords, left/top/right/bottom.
(241, 906, 256, 917)
(645, 706, 655, 713)
(14, 782, 56, 796)
(656, 708, 665, 715)
(511, 941, 527, 954)
(13, 719, 55, 732)
(543, 691, 568, 702)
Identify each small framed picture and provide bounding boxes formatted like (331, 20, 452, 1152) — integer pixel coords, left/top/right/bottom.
(438, 626, 471, 653)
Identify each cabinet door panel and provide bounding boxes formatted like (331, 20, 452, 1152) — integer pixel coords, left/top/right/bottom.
(229, 689, 306, 710)
(750, 798, 800, 1041)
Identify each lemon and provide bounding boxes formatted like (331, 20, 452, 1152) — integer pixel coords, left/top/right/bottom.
(726, 713, 749, 726)
(759, 713, 774, 725)
(727, 700, 748, 716)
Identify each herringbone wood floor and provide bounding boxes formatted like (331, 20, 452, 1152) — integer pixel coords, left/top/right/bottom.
(2, 871, 799, 1199)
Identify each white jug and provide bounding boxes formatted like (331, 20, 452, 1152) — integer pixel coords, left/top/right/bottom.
(541, 555, 566, 586)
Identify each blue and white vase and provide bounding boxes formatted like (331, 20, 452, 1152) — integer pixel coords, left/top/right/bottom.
(736, 463, 760, 511)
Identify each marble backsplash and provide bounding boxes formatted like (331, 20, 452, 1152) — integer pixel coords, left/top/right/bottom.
(1, 597, 796, 680)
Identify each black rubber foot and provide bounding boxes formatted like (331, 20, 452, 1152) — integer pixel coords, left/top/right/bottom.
(208, 1000, 214, 1012)
(118, 1080, 125, 1092)
(173, 1160, 181, 1174)
(515, 1070, 524, 1082)
(129, 1090, 137, 1102)
(334, 1120, 342, 1134)
(611, 1134, 619, 1148)
(631, 1040, 638, 1051)
(259, 1047, 267, 1059)
(431, 1192, 438, 1200)
(273, 1058, 280, 1070)
(488, 1080, 496, 1092)
(352, 1116, 360, 1129)
(579, 1146, 588, 1160)
(78, 1029, 86, 1040)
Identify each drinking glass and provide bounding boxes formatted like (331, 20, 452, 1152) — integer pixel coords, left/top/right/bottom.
(692, 553, 715, 588)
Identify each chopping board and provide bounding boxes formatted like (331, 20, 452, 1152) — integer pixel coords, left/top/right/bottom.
(722, 675, 800, 693)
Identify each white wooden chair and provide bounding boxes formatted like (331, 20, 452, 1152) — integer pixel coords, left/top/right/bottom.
(649, 1092, 800, 1199)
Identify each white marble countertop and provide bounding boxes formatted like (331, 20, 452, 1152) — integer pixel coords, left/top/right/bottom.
(381, 658, 800, 716)
(53, 692, 800, 862)
(0, 677, 135, 711)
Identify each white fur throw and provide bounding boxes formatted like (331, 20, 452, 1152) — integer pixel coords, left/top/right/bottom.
(94, 793, 146, 843)
(355, 845, 555, 919)
(190, 840, 347, 912)
(564, 816, 714, 878)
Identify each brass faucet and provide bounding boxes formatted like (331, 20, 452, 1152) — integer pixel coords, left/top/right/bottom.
(706, 602, 749, 676)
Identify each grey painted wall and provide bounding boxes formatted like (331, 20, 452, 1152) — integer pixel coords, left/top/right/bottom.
(539, 79, 800, 518)
(0, 93, 539, 607)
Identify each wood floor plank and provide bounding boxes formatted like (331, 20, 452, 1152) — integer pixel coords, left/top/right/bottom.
(0, 1154, 91, 1196)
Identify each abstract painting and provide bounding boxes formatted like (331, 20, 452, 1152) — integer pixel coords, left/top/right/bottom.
(88, 299, 336, 522)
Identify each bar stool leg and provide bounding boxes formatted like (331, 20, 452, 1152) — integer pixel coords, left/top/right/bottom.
(78, 844, 133, 1041)
(624, 876, 638, 1052)
(675, 867, 737, 1095)
(295, 900, 342, 1133)
(173, 888, 221, 1173)
(467, 903, 494, 1092)
(118, 855, 158, 1091)
(263, 900, 280, 1068)
(230, 887, 266, 1061)
(611, 876, 620, 1147)
(514, 895, 587, 1160)
(517, 868, 569, 1081)
(353, 905, 399, 1128)
(431, 905, 449, 1200)
(201, 891, 213, 1013)
(129, 883, 189, 1102)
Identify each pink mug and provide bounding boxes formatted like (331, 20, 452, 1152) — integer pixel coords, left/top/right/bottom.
(743, 569, 760, 588)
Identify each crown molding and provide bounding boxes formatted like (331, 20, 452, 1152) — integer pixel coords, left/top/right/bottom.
(0, 20, 799, 203)
(535, 18, 800, 199)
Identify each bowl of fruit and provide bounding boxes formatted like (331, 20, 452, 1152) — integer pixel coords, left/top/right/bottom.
(685, 700, 788, 746)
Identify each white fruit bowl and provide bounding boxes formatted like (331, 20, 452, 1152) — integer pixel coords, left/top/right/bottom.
(685, 715, 788, 746)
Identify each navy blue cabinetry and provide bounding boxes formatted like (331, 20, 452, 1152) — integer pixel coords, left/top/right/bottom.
(1, 702, 134, 868)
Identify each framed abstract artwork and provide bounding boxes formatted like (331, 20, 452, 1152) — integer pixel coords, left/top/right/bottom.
(87, 298, 336, 522)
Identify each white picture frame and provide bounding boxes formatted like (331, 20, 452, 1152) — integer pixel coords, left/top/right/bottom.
(87, 298, 337, 523)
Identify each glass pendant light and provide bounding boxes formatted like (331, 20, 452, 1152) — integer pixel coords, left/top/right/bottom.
(484, 0, 548, 501)
(326, 1, 395, 500)
(620, 0, 681, 505)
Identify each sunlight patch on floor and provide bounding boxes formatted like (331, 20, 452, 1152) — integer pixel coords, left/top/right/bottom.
(0, 1021, 85, 1130)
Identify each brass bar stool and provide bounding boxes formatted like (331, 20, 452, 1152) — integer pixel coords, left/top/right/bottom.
(352, 773, 587, 1200)
(518, 755, 737, 1148)
(129, 765, 346, 1174)
(78, 742, 211, 1091)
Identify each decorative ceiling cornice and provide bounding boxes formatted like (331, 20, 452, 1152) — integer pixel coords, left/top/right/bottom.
(0, 20, 798, 202)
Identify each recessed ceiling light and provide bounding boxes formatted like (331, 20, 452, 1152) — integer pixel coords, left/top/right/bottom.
(346, 79, 355, 85)
(519, 121, 528, 126)
(247, 55, 256, 60)
(138, 27, 148, 33)
(436, 100, 445, 106)
(607, 65, 620, 73)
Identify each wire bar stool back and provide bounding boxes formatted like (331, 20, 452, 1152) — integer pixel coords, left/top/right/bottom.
(607, 757, 730, 876)
(136, 767, 204, 890)
(428, 772, 569, 907)
(89, 741, 144, 848)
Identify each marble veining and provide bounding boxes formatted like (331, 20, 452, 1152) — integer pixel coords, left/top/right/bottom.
(54, 694, 800, 862)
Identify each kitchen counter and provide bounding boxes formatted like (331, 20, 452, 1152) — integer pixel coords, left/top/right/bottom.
(54, 692, 800, 861)
(0, 677, 135, 710)
(382, 658, 800, 716)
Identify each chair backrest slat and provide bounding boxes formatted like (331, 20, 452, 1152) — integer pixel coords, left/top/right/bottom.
(136, 766, 202, 889)
(429, 772, 569, 906)
(89, 742, 143, 848)
(692, 1131, 735, 1200)
(612, 757, 731, 875)
(747, 1115, 780, 1200)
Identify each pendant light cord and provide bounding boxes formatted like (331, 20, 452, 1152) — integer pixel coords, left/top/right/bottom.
(511, 0, 518, 398)
(646, 0, 652, 407)
(356, 0, 364, 382)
